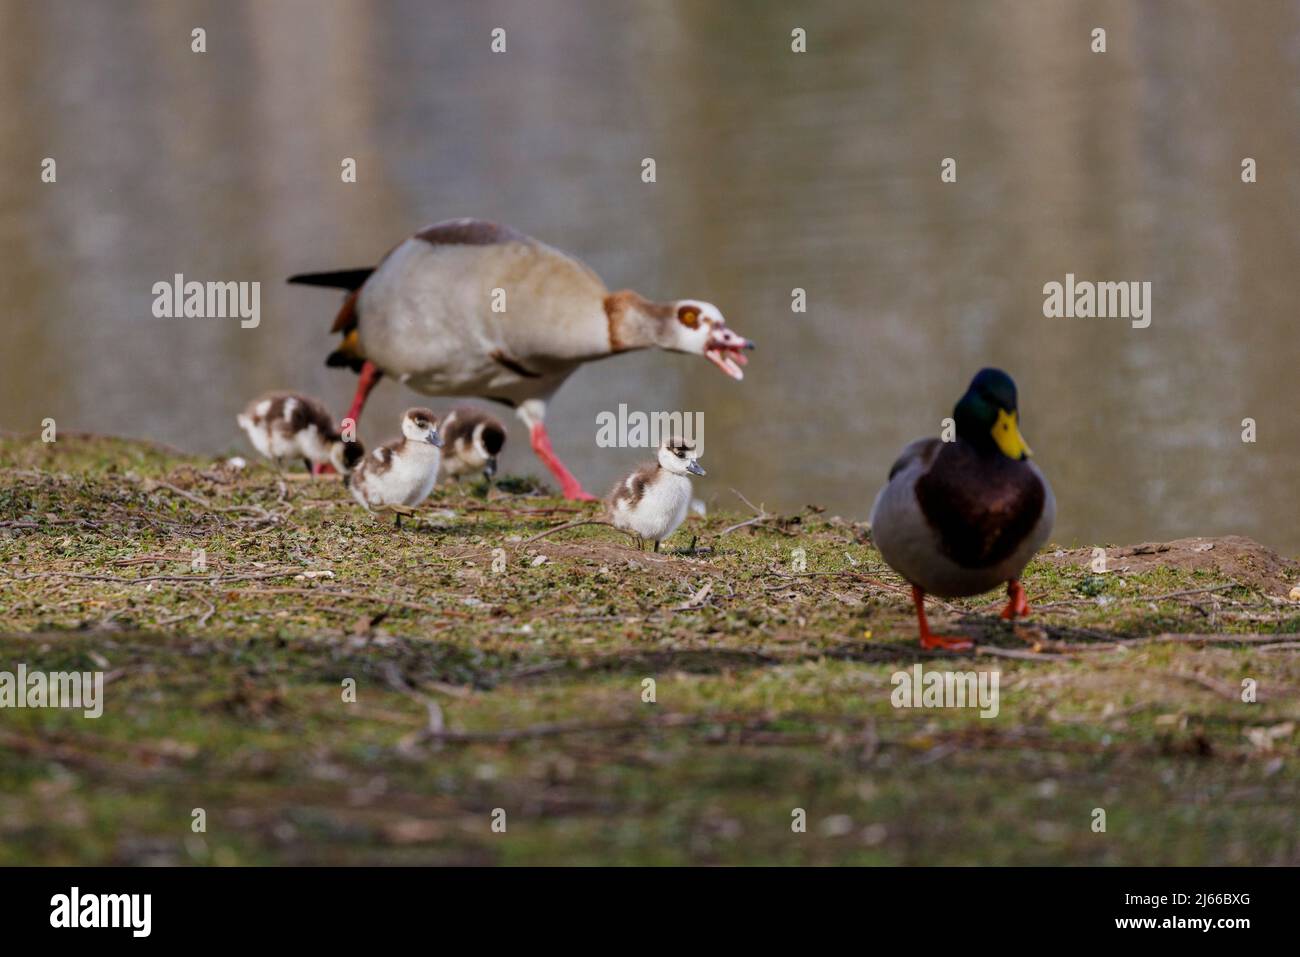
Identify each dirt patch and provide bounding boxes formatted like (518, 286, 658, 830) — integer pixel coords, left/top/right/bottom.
(1041, 536, 1300, 596)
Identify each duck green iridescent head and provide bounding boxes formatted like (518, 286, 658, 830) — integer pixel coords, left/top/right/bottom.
(953, 368, 1032, 460)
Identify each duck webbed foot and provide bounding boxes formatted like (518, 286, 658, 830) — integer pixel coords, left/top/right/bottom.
(999, 579, 1031, 620)
(911, 585, 974, 651)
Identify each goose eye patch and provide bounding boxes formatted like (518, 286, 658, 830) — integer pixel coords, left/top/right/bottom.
(677, 307, 699, 328)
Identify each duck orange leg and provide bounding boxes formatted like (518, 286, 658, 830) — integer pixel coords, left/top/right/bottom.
(528, 422, 596, 501)
(912, 585, 973, 651)
(999, 579, 1031, 620)
(315, 361, 384, 476)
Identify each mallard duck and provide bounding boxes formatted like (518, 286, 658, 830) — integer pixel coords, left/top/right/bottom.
(289, 218, 754, 500)
(607, 436, 705, 552)
(869, 368, 1055, 650)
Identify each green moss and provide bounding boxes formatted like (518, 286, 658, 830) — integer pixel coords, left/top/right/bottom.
(1, 434, 1297, 864)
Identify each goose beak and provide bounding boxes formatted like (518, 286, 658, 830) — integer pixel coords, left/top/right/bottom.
(704, 327, 753, 381)
(484, 457, 498, 480)
(428, 431, 444, 448)
(686, 460, 707, 476)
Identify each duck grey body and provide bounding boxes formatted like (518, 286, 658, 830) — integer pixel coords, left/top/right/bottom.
(870, 438, 1055, 598)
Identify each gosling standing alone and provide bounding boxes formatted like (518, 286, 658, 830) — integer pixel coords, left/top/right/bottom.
(870, 369, 1055, 650)
(236, 392, 364, 474)
(437, 406, 506, 484)
(608, 436, 706, 552)
(347, 408, 443, 527)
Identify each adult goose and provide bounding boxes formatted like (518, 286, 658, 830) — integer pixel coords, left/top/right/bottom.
(869, 368, 1055, 651)
(289, 218, 754, 500)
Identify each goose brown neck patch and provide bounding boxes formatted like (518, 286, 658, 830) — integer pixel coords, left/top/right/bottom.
(604, 291, 672, 353)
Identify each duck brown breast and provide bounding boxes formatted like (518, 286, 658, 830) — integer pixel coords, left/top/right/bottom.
(914, 443, 1046, 569)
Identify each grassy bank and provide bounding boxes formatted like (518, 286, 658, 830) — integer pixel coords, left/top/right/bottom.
(1, 433, 1298, 865)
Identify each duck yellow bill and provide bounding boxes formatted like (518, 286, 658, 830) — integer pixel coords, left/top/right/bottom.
(992, 409, 1032, 460)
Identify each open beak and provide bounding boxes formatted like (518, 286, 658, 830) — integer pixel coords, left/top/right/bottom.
(704, 326, 754, 381)
(428, 430, 443, 448)
(686, 460, 707, 476)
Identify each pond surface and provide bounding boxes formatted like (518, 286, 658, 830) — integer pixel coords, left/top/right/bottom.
(3, 0, 1297, 552)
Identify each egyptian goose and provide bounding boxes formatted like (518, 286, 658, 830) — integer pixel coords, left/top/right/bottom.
(236, 392, 364, 474)
(347, 407, 443, 526)
(869, 369, 1055, 650)
(288, 218, 753, 500)
(607, 436, 705, 552)
(438, 405, 506, 483)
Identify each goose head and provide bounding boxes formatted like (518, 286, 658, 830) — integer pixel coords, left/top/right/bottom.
(402, 408, 443, 447)
(658, 436, 706, 477)
(664, 300, 754, 381)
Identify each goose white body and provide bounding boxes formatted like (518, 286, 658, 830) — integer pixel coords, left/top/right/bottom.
(357, 231, 609, 406)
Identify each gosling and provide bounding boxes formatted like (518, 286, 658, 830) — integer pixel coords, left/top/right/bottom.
(236, 392, 363, 475)
(438, 406, 507, 484)
(608, 436, 705, 552)
(348, 408, 443, 526)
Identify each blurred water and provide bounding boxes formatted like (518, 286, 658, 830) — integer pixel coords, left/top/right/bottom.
(2, 0, 1297, 552)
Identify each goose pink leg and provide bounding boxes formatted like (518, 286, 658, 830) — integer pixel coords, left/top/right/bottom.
(345, 360, 384, 425)
(528, 422, 596, 501)
(314, 360, 383, 476)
